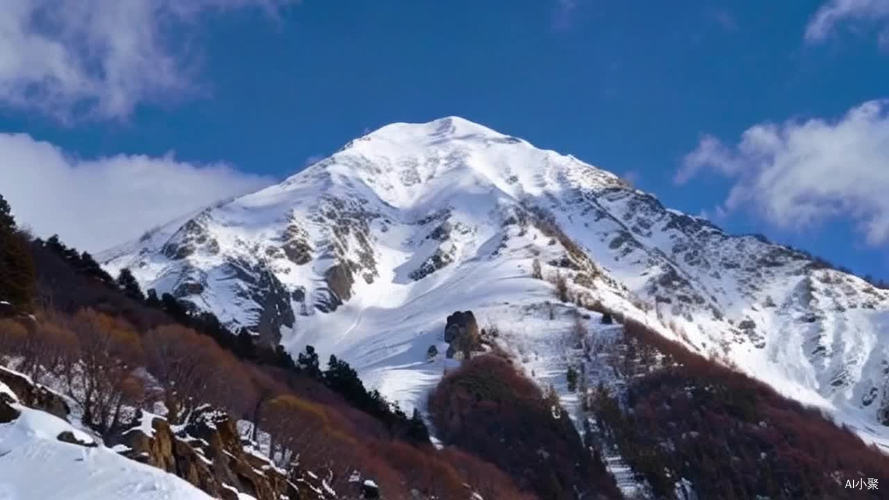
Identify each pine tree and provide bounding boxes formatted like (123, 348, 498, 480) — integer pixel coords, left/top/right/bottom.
(0, 194, 36, 313)
(324, 354, 366, 403)
(145, 289, 161, 308)
(567, 366, 578, 392)
(274, 344, 296, 369)
(406, 408, 430, 443)
(297, 345, 321, 379)
(235, 329, 256, 359)
(116, 268, 145, 301)
(0, 195, 14, 231)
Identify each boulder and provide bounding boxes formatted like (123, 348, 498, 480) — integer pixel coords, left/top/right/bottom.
(444, 311, 481, 359)
(0, 396, 20, 423)
(57, 430, 97, 447)
(444, 311, 478, 343)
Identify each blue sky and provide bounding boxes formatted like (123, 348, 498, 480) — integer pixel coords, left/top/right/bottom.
(1, 0, 888, 279)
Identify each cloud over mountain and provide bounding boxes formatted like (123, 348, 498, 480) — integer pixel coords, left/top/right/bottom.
(679, 100, 889, 245)
(0, 132, 272, 252)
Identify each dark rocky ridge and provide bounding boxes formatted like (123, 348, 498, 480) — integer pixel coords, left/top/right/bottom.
(0, 366, 69, 419)
(113, 407, 325, 500)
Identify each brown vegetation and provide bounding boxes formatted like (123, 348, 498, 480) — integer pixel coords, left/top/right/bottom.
(593, 316, 889, 499)
(144, 324, 255, 423)
(429, 353, 620, 499)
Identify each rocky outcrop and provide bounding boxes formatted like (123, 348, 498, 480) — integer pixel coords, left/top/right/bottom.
(117, 406, 326, 500)
(409, 247, 455, 281)
(281, 220, 313, 265)
(444, 311, 481, 359)
(0, 367, 69, 419)
(317, 263, 355, 313)
(57, 430, 97, 447)
(223, 258, 296, 347)
(162, 217, 220, 260)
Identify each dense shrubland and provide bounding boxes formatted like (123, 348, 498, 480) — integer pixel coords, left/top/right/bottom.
(589, 317, 889, 499)
(429, 352, 620, 499)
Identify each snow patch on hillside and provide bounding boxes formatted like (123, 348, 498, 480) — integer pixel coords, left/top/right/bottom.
(0, 405, 210, 500)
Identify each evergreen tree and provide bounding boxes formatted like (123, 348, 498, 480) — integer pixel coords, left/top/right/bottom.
(324, 354, 365, 400)
(274, 344, 296, 369)
(297, 345, 321, 378)
(406, 408, 430, 443)
(0, 195, 14, 231)
(160, 293, 188, 320)
(0, 194, 35, 312)
(235, 329, 256, 359)
(116, 268, 145, 301)
(567, 366, 578, 392)
(145, 289, 161, 308)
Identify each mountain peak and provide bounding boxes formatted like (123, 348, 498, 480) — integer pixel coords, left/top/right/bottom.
(363, 116, 510, 144)
(304, 115, 624, 209)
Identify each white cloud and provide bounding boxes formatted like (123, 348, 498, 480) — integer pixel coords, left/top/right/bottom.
(0, 133, 273, 252)
(805, 0, 889, 47)
(678, 100, 889, 245)
(0, 0, 296, 121)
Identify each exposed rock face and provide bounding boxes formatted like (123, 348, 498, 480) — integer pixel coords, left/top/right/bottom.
(162, 217, 219, 260)
(319, 263, 354, 313)
(444, 311, 481, 359)
(117, 407, 325, 500)
(165, 256, 296, 348)
(281, 220, 313, 265)
(0, 367, 69, 419)
(409, 247, 455, 281)
(249, 266, 296, 346)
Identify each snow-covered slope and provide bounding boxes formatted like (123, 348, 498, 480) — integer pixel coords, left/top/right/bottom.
(103, 116, 889, 449)
(0, 384, 210, 500)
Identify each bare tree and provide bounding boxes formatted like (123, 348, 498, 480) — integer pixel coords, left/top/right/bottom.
(67, 309, 144, 434)
(18, 318, 77, 383)
(261, 394, 355, 474)
(144, 324, 254, 424)
(0, 318, 27, 360)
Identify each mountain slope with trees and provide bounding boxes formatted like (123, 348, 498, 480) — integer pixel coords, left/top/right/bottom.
(0, 196, 531, 499)
(103, 117, 889, 450)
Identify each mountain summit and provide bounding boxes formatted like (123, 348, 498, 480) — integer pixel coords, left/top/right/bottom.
(104, 117, 889, 449)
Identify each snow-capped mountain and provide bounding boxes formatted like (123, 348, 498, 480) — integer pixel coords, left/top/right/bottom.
(103, 116, 889, 448)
